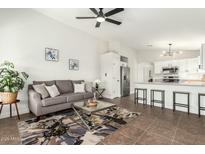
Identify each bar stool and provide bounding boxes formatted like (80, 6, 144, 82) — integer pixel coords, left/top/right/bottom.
(134, 88, 147, 105)
(173, 91, 190, 114)
(198, 93, 205, 117)
(150, 89, 165, 109)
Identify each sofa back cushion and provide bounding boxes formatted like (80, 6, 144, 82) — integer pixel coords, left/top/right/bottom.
(33, 83, 49, 99)
(33, 80, 55, 86)
(55, 80, 74, 94)
(84, 81, 93, 92)
(74, 83, 85, 93)
(72, 80, 85, 91)
(45, 84, 60, 98)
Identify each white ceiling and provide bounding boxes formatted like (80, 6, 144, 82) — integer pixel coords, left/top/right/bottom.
(34, 8, 205, 52)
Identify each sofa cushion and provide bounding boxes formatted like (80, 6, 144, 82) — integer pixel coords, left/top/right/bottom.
(62, 92, 93, 100)
(41, 95, 67, 107)
(61, 93, 84, 102)
(55, 80, 74, 94)
(33, 80, 55, 86)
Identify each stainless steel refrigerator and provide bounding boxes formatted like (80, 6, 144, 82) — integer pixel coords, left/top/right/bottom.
(120, 66, 130, 97)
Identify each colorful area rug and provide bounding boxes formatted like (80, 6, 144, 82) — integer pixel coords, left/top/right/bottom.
(18, 106, 140, 145)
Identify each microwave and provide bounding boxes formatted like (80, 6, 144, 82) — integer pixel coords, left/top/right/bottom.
(162, 67, 179, 74)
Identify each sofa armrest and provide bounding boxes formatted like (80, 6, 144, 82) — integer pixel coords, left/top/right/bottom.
(28, 89, 42, 116)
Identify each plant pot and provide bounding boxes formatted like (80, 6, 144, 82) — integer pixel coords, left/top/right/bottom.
(0, 92, 18, 104)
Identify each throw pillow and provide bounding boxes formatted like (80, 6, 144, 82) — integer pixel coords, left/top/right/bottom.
(74, 83, 85, 93)
(85, 81, 93, 92)
(33, 83, 49, 99)
(45, 84, 60, 98)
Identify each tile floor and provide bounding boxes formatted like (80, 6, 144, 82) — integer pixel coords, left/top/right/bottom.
(1, 94, 205, 145)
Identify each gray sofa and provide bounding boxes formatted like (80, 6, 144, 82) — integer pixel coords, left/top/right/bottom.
(28, 80, 94, 117)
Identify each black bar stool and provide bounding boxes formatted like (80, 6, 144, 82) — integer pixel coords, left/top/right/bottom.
(173, 91, 190, 114)
(150, 89, 165, 109)
(134, 88, 147, 105)
(198, 93, 205, 117)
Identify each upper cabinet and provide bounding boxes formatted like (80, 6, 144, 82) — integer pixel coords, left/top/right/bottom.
(154, 57, 200, 74)
(154, 62, 161, 74)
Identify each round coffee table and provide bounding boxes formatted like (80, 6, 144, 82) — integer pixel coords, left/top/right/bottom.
(0, 100, 20, 120)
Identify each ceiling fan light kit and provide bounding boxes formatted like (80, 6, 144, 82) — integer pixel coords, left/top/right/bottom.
(76, 8, 124, 28)
(96, 16, 105, 22)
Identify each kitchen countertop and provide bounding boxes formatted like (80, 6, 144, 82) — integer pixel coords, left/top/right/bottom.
(135, 80, 205, 87)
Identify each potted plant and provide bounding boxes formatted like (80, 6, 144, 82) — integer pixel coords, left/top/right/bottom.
(0, 61, 29, 104)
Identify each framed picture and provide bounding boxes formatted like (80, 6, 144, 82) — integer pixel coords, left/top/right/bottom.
(69, 59, 79, 71)
(45, 48, 59, 61)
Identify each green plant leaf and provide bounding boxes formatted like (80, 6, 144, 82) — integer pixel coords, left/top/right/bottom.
(0, 61, 28, 92)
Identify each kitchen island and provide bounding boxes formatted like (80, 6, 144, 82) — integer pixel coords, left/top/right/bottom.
(135, 81, 205, 115)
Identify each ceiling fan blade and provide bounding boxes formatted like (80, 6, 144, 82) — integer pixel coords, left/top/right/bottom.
(95, 22, 101, 28)
(76, 17, 96, 19)
(89, 8, 98, 15)
(105, 18, 121, 25)
(104, 8, 124, 17)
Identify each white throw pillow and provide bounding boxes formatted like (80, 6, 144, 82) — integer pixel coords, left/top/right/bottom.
(45, 84, 60, 97)
(33, 83, 49, 99)
(74, 83, 85, 93)
(85, 81, 92, 92)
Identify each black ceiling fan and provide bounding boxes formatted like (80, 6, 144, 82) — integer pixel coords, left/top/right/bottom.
(76, 8, 124, 28)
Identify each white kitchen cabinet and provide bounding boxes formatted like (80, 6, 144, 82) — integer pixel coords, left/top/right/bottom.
(154, 61, 169, 74)
(137, 63, 154, 82)
(182, 57, 199, 73)
(178, 60, 186, 73)
(100, 52, 121, 99)
(200, 44, 205, 70)
(154, 62, 162, 74)
(193, 57, 200, 72)
(154, 57, 199, 74)
(162, 61, 171, 68)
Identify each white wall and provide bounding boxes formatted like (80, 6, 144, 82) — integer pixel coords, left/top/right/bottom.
(0, 9, 108, 118)
(107, 41, 138, 93)
(0, 9, 138, 118)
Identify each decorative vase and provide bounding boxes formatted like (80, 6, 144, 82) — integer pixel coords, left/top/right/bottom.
(95, 83, 99, 90)
(0, 92, 18, 104)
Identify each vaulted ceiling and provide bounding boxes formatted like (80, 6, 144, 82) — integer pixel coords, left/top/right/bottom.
(34, 8, 205, 52)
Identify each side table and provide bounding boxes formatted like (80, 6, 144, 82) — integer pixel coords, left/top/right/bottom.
(0, 100, 20, 120)
(92, 88, 105, 99)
